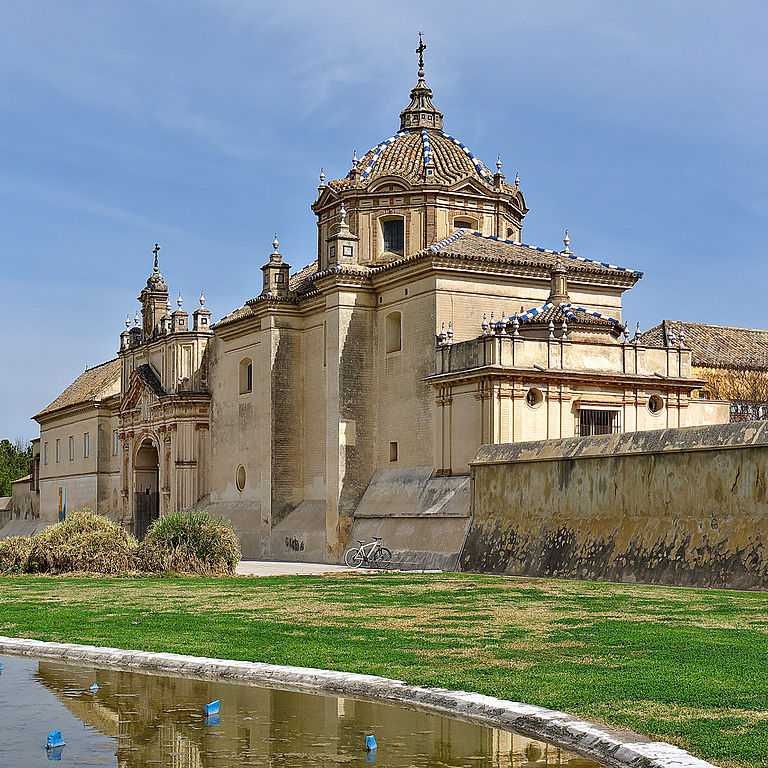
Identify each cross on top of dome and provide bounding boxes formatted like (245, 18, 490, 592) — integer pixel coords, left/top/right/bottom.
(399, 32, 443, 131)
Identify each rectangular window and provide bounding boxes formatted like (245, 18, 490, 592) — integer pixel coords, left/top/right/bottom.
(579, 409, 620, 437)
(44, 442, 49, 465)
(382, 219, 404, 255)
(389, 441, 399, 462)
(275, 272, 285, 283)
(55, 439, 61, 463)
(69, 436, 75, 461)
(113, 430, 119, 456)
(83, 432, 90, 459)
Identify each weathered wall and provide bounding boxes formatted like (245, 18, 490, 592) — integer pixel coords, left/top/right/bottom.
(350, 467, 471, 570)
(464, 421, 768, 589)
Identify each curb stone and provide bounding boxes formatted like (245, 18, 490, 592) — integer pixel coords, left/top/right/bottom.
(0, 636, 717, 768)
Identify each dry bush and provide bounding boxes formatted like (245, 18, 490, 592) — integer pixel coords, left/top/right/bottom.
(137, 511, 240, 575)
(27, 509, 138, 574)
(0, 536, 33, 574)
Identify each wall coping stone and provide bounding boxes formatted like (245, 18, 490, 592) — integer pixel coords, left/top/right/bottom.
(0, 635, 717, 768)
(472, 420, 768, 466)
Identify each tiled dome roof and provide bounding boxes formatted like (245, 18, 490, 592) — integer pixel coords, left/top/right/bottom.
(340, 128, 497, 188)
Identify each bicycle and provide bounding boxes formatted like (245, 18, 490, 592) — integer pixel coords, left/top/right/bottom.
(343, 537, 392, 568)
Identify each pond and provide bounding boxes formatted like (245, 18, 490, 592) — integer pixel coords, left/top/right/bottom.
(0, 654, 603, 766)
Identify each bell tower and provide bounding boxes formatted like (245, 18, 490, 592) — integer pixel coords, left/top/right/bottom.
(139, 244, 169, 338)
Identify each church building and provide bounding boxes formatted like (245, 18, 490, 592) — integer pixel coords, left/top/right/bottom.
(28, 42, 730, 564)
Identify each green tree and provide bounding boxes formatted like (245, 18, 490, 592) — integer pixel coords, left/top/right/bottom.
(0, 438, 32, 497)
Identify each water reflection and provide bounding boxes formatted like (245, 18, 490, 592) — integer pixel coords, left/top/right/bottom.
(0, 655, 603, 767)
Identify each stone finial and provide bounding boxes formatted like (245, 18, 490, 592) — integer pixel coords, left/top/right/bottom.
(634, 321, 641, 345)
(177, 292, 183, 309)
(496, 154, 502, 172)
(199, 291, 205, 307)
(340, 202, 348, 228)
(319, 167, 326, 185)
(548, 319, 555, 340)
(499, 311, 507, 336)
(489, 311, 495, 335)
(667, 325, 677, 347)
(561, 318, 568, 338)
(515, 172, 520, 188)
(447, 320, 453, 342)
(623, 327, 630, 344)
(134, 311, 141, 326)
(512, 315, 520, 338)
(481, 313, 488, 335)
(439, 322, 448, 345)
(352, 150, 358, 167)
(125, 314, 130, 328)
(562, 229, 571, 253)
(272, 233, 280, 254)
(166, 299, 172, 314)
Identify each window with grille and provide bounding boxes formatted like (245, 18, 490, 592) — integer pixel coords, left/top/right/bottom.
(382, 219, 404, 255)
(579, 409, 620, 437)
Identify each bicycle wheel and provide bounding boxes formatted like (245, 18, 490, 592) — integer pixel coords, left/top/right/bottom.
(372, 547, 392, 566)
(344, 547, 364, 568)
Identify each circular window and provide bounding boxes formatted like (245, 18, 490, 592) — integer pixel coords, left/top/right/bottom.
(526, 388, 544, 408)
(236, 465, 246, 491)
(648, 395, 664, 414)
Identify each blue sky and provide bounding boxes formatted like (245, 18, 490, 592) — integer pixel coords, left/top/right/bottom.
(1, 0, 766, 439)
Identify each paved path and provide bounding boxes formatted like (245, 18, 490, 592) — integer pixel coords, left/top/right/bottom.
(236, 560, 356, 576)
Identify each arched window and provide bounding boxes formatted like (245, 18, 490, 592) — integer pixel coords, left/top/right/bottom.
(239, 358, 253, 394)
(381, 217, 405, 256)
(386, 312, 402, 353)
(454, 217, 477, 231)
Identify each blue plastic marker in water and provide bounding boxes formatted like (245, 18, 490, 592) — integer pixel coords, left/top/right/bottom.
(365, 735, 377, 751)
(204, 713, 220, 726)
(204, 699, 220, 715)
(47, 745, 64, 761)
(89, 683, 99, 692)
(46, 731, 65, 749)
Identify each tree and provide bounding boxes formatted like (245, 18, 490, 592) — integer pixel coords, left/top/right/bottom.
(703, 365, 768, 422)
(0, 438, 32, 496)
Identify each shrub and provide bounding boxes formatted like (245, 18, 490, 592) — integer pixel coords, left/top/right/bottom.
(27, 509, 138, 574)
(0, 536, 33, 574)
(138, 511, 240, 575)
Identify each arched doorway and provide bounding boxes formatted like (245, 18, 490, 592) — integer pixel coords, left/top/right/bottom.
(134, 439, 159, 540)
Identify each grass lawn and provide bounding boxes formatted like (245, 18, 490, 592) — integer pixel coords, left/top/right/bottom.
(0, 573, 765, 768)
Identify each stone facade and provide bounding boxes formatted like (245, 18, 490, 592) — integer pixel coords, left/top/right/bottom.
(23, 48, 731, 559)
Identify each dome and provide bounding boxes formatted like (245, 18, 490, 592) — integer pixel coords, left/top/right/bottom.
(329, 42, 513, 193)
(339, 128, 498, 189)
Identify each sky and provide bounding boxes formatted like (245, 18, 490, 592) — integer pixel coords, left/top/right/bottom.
(1, 0, 767, 439)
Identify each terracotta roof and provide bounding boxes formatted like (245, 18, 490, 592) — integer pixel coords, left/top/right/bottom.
(372, 230, 642, 280)
(639, 320, 768, 369)
(35, 358, 120, 420)
(214, 261, 321, 329)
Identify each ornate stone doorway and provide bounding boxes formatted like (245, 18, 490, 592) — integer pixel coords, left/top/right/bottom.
(134, 439, 159, 540)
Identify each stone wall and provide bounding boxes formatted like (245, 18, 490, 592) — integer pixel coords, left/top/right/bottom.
(463, 421, 768, 589)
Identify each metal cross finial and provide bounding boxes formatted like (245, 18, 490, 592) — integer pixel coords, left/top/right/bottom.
(152, 243, 160, 272)
(416, 32, 427, 75)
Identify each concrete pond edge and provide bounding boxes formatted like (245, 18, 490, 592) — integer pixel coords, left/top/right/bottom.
(0, 636, 716, 768)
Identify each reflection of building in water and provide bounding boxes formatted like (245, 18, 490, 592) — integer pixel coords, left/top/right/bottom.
(36, 661, 598, 767)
